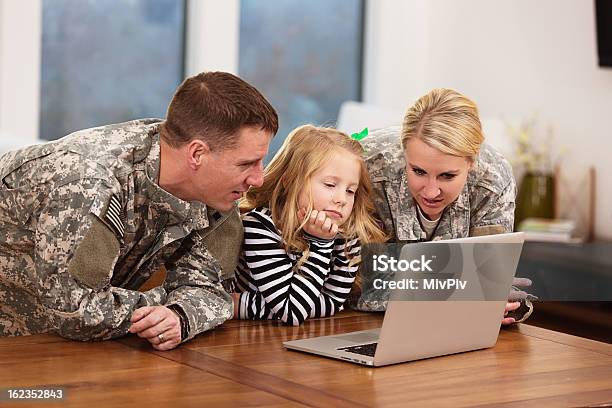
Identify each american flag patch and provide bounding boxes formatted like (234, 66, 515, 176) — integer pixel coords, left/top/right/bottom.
(105, 195, 125, 236)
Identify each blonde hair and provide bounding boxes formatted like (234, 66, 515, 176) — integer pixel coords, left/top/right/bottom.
(241, 124, 387, 274)
(402, 88, 484, 161)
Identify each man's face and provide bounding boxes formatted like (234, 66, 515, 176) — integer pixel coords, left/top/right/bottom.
(197, 126, 272, 212)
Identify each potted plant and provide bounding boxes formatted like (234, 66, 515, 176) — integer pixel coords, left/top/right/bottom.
(507, 117, 556, 230)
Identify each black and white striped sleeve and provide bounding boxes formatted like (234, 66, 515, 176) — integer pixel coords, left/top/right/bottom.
(309, 237, 360, 319)
(235, 208, 347, 326)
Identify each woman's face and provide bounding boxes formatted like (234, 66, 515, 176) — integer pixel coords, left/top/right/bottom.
(403, 138, 472, 220)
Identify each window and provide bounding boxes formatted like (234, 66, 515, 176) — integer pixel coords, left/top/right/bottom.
(239, 0, 364, 158)
(40, 0, 185, 140)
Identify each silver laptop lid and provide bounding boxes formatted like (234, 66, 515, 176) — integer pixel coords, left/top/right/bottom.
(371, 232, 524, 365)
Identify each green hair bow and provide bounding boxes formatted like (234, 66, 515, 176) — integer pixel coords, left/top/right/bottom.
(350, 127, 368, 141)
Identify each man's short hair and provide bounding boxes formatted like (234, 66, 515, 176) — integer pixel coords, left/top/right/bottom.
(161, 71, 278, 150)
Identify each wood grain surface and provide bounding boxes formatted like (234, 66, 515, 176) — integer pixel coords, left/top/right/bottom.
(2, 311, 611, 407)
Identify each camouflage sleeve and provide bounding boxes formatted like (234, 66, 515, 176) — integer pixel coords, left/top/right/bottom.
(34, 179, 167, 341)
(163, 230, 233, 342)
(370, 180, 396, 239)
(469, 177, 517, 236)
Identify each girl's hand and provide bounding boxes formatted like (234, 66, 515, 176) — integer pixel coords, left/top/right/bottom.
(231, 292, 241, 319)
(298, 208, 339, 240)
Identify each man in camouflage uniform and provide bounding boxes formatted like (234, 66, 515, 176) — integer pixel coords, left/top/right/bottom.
(0, 72, 278, 350)
(356, 125, 535, 322)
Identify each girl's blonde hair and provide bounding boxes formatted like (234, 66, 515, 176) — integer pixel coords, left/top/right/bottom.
(402, 88, 484, 161)
(241, 124, 386, 265)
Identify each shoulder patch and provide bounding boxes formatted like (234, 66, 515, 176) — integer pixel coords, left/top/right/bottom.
(68, 215, 120, 290)
(104, 194, 125, 237)
(202, 209, 244, 282)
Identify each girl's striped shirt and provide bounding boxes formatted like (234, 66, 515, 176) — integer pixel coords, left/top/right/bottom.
(235, 207, 360, 326)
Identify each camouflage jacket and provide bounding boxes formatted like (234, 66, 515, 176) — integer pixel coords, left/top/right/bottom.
(354, 126, 518, 312)
(0, 119, 240, 341)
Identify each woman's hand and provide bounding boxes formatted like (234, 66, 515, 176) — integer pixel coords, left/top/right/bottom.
(501, 301, 520, 325)
(298, 208, 339, 240)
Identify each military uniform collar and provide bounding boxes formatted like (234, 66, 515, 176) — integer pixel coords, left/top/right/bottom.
(142, 134, 210, 230)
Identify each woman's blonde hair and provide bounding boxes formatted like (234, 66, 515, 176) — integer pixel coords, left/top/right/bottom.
(241, 124, 386, 268)
(402, 88, 484, 161)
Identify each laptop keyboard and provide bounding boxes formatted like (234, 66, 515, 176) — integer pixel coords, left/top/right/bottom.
(338, 342, 378, 357)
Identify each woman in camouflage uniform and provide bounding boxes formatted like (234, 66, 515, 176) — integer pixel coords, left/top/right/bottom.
(357, 88, 534, 323)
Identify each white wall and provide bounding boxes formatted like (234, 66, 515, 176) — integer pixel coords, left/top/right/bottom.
(185, 0, 239, 76)
(1, 0, 610, 238)
(363, 0, 430, 108)
(0, 0, 41, 151)
(364, 0, 612, 239)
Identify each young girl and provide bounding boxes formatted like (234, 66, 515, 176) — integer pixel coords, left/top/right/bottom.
(234, 125, 386, 326)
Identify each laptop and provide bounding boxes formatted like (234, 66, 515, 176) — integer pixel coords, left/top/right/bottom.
(283, 232, 525, 366)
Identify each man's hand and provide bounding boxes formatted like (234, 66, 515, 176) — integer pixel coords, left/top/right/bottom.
(129, 306, 181, 351)
(502, 301, 520, 325)
(298, 208, 339, 240)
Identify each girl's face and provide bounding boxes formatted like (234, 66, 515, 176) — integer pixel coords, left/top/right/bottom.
(403, 138, 472, 220)
(297, 150, 361, 227)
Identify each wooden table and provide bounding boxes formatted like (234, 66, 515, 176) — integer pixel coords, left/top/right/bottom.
(1, 311, 611, 407)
